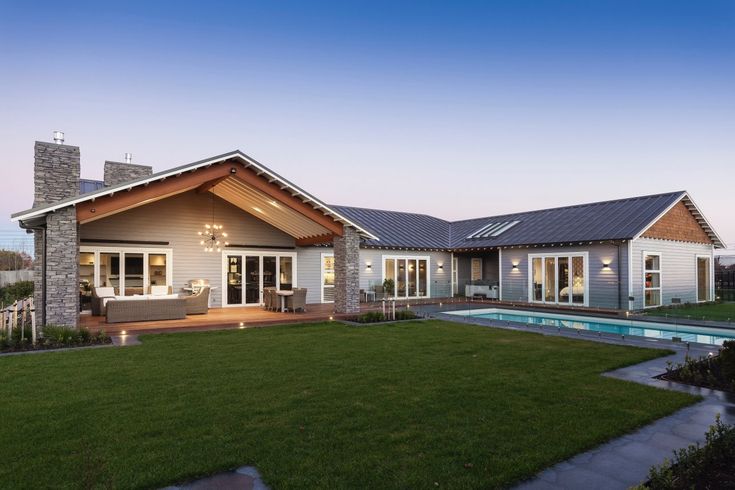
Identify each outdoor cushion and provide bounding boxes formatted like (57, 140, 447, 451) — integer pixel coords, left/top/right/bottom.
(95, 287, 115, 297)
(150, 285, 169, 296)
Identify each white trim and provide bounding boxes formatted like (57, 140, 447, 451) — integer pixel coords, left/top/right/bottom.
(498, 248, 503, 301)
(12, 151, 379, 241)
(695, 254, 713, 303)
(627, 239, 633, 310)
(381, 254, 431, 299)
(80, 245, 173, 296)
(221, 249, 298, 307)
(642, 251, 662, 308)
(320, 252, 335, 304)
(527, 252, 589, 307)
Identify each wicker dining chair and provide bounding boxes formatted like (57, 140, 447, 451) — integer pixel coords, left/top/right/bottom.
(285, 288, 307, 313)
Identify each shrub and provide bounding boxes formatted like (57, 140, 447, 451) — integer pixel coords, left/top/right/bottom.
(641, 415, 735, 489)
(0, 280, 34, 306)
(721, 340, 735, 389)
(664, 342, 735, 392)
(394, 310, 417, 321)
(356, 311, 386, 323)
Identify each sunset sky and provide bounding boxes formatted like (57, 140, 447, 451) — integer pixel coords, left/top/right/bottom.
(1, 1, 733, 249)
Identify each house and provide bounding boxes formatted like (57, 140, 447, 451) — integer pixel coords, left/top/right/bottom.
(11, 134, 725, 327)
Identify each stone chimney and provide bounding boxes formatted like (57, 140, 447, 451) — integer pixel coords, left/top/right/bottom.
(33, 132, 81, 327)
(34, 133, 80, 205)
(104, 156, 152, 187)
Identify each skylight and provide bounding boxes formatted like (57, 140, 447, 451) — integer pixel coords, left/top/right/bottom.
(466, 220, 520, 239)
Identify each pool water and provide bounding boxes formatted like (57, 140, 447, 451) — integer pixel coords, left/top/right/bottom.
(445, 308, 735, 346)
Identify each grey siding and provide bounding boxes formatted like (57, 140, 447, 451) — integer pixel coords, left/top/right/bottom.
(500, 243, 627, 309)
(80, 191, 295, 306)
(629, 237, 714, 310)
(296, 246, 329, 305)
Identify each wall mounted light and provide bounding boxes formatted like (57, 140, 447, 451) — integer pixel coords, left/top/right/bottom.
(512, 263, 519, 270)
(602, 262, 611, 270)
(438, 263, 444, 271)
(366, 262, 372, 271)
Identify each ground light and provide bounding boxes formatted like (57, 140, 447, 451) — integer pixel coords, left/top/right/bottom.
(239, 322, 245, 329)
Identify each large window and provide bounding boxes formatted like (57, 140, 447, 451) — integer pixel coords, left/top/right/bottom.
(528, 253, 587, 306)
(81, 247, 173, 297)
(697, 256, 711, 303)
(644, 253, 662, 308)
(383, 256, 430, 299)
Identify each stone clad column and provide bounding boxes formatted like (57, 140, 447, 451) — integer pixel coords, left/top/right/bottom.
(333, 226, 360, 314)
(33, 140, 80, 327)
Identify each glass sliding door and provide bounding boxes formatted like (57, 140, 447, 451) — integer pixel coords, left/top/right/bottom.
(227, 256, 242, 305)
(279, 256, 293, 290)
(396, 259, 407, 297)
(407, 259, 417, 297)
(99, 252, 120, 294)
(148, 254, 167, 291)
(80, 248, 173, 300)
(532, 257, 543, 301)
(529, 253, 587, 306)
(245, 256, 260, 304)
(571, 256, 585, 305)
(697, 256, 711, 302)
(544, 257, 556, 302)
(384, 259, 396, 297)
(124, 253, 144, 296)
(418, 260, 427, 296)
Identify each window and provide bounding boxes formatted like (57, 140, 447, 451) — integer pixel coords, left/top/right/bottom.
(644, 253, 662, 308)
(81, 247, 173, 297)
(471, 258, 483, 281)
(697, 256, 711, 303)
(528, 253, 587, 306)
(467, 220, 520, 239)
(383, 255, 430, 299)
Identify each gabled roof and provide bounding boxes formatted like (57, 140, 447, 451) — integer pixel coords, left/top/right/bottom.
(333, 191, 725, 250)
(12, 150, 379, 241)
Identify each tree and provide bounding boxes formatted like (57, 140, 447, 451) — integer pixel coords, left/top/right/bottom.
(0, 250, 33, 271)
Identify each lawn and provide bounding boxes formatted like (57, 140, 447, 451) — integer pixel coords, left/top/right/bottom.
(0, 320, 697, 489)
(644, 302, 735, 322)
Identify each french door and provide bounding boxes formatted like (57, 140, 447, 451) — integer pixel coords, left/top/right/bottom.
(223, 251, 296, 307)
(383, 256, 430, 299)
(529, 253, 588, 306)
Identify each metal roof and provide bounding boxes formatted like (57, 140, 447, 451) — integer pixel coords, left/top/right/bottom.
(331, 206, 451, 249)
(332, 191, 725, 249)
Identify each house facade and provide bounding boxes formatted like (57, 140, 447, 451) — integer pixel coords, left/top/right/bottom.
(12, 135, 725, 327)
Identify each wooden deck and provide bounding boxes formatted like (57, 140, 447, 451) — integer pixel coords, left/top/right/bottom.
(79, 303, 370, 334)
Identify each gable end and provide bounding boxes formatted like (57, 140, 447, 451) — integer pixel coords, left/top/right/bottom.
(642, 200, 712, 244)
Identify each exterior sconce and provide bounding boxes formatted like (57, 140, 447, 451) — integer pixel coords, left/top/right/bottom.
(366, 263, 372, 271)
(602, 262, 611, 270)
(512, 263, 519, 270)
(438, 263, 444, 271)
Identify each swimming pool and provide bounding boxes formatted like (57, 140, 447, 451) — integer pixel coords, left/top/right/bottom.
(444, 308, 735, 346)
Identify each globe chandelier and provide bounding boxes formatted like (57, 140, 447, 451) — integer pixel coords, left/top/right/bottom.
(198, 196, 229, 252)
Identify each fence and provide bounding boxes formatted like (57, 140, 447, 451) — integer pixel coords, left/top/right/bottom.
(1, 296, 38, 345)
(0, 270, 33, 288)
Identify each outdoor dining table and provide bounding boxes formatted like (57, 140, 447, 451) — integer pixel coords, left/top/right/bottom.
(276, 289, 293, 312)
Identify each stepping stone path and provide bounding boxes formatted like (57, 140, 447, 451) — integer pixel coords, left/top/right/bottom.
(162, 466, 269, 490)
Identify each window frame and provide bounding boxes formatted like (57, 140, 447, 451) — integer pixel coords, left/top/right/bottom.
(527, 252, 589, 307)
(80, 246, 174, 297)
(642, 251, 662, 308)
(382, 254, 431, 299)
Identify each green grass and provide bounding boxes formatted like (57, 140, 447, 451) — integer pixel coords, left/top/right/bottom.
(644, 302, 735, 322)
(0, 320, 697, 489)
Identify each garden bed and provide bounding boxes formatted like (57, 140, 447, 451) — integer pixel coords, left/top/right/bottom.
(1, 325, 112, 354)
(637, 416, 735, 489)
(656, 340, 735, 393)
(340, 310, 423, 325)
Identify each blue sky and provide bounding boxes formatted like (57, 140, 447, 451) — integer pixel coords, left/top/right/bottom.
(1, 1, 734, 248)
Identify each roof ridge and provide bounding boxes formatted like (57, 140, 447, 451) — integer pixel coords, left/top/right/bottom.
(449, 190, 686, 225)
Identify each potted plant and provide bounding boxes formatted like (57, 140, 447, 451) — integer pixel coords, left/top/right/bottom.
(383, 278, 395, 297)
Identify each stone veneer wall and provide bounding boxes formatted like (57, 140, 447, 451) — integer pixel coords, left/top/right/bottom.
(44, 207, 80, 326)
(104, 161, 153, 187)
(33, 141, 80, 326)
(333, 226, 360, 314)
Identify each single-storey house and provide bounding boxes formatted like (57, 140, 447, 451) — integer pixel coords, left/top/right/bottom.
(11, 135, 725, 327)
